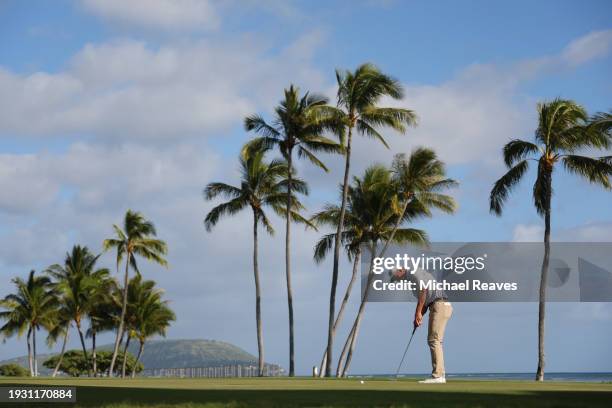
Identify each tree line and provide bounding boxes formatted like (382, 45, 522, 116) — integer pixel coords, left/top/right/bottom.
(204, 62, 611, 380)
(0, 211, 175, 378)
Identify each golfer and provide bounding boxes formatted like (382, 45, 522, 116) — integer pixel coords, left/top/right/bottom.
(393, 267, 453, 383)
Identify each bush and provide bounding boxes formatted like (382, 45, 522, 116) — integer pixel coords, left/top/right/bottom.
(43, 350, 143, 377)
(0, 363, 29, 377)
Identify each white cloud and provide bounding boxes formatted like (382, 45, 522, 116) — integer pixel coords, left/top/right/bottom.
(0, 34, 326, 141)
(79, 0, 220, 31)
(513, 224, 544, 242)
(0, 142, 219, 214)
(512, 221, 612, 242)
(561, 29, 612, 67)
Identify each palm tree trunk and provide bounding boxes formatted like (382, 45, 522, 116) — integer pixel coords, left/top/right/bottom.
(326, 126, 353, 377)
(286, 150, 295, 377)
(339, 242, 377, 377)
(109, 252, 131, 377)
(26, 326, 33, 377)
(92, 331, 97, 377)
(132, 341, 144, 379)
(76, 321, 91, 377)
(32, 326, 38, 377)
(379, 198, 411, 258)
(121, 335, 131, 379)
(320, 249, 360, 377)
(336, 320, 356, 377)
(253, 210, 265, 376)
(536, 174, 552, 382)
(52, 330, 69, 377)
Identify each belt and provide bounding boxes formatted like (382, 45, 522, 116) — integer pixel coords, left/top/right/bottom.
(427, 297, 449, 307)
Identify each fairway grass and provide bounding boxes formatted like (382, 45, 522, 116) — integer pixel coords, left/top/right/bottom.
(1, 377, 611, 407)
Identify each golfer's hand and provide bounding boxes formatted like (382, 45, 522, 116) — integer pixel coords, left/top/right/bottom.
(414, 312, 423, 328)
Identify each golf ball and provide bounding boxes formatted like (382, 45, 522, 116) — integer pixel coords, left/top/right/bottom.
(360, 380, 364, 384)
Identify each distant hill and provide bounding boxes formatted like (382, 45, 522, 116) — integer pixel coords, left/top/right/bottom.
(0, 339, 281, 375)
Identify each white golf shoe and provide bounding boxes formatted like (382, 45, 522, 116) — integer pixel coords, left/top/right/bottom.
(418, 376, 446, 384)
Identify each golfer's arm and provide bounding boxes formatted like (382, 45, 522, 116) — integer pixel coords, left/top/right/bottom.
(416, 289, 427, 316)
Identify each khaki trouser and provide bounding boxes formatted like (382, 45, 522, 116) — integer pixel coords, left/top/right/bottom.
(427, 300, 453, 378)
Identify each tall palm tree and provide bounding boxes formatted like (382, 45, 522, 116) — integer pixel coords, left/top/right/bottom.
(46, 245, 111, 376)
(321, 64, 417, 376)
(243, 85, 342, 376)
(204, 149, 308, 376)
(332, 166, 430, 377)
(125, 276, 175, 378)
(103, 210, 168, 377)
(0, 270, 58, 376)
(490, 99, 611, 381)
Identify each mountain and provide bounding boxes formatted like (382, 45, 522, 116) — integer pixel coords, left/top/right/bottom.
(0, 339, 281, 375)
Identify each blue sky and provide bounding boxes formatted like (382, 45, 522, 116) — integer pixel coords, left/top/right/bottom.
(0, 0, 611, 374)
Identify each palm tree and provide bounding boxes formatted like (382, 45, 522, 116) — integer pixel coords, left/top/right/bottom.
(243, 85, 342, 376)
(103, 210, 168, 377)
(490, 99, 612, 381)
(0, 270, 58, 376)
(204, 149, 308, 376)
(125, 276, 175, 378)
(120, 275, 147, 378)
(87, 274, 118, 376)
(311, 197, 367, 376)
(320, 64, 417, 376)
(46, 307, 71, 377)
(385, 148, 457, 253)
(314, 147, 457, 375)
(331, 165, 430, 377)
(46, 245, 111, 376)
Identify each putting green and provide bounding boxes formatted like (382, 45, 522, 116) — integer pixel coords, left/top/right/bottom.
(1, 377, 611, 407)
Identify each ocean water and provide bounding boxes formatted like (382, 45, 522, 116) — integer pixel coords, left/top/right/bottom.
(446, 372, 612, 382)
(353, 372, 612, 382)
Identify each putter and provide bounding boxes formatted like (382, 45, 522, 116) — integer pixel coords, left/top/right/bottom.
(394, 325, 418, 379)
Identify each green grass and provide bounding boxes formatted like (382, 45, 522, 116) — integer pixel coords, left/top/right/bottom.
(1, 377, 611, 407)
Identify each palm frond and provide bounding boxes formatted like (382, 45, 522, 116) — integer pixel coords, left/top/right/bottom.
(204, 197, 248, 231)
(490, 160, 529, 215)
(562, 155, 612, 189)
(503, 139, 539, 167)
(204, 183, 242, 200)
(297, 146, 328, 172)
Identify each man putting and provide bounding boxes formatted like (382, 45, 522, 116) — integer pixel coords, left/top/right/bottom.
(393, 268, 453, 383)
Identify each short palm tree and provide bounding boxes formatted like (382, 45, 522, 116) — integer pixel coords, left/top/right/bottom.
(0, 270, 58, 376)
(87, 274, 118, 376)
(315, 148, 457, 375)
(46, 245, 111, 376)
(490, 99, 612, 381)
(46, 306, 71, 377)
(204, 149, 308, 376)
(103, 210, 168, 377)
(311, 198, 367, 376)
(385, 148, 457, 252)
(321, 64, 417, 375)
(333, 165, 432, 377)
(125, 276, 175, 378)
(243, 85, 342, 376)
